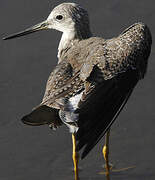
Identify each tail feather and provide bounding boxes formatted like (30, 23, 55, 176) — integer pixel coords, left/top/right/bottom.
(21, 105, 62, 127)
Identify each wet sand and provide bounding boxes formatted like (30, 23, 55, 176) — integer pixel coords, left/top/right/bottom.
(0, 0, 155, 179)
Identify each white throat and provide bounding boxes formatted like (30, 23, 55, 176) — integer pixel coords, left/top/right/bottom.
(57, 30, 76, 61)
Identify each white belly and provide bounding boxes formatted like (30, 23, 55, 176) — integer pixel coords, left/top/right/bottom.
(59, 91, 83, 133)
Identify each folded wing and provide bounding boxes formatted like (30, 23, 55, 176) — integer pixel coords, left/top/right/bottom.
(76, 22, 152, 159)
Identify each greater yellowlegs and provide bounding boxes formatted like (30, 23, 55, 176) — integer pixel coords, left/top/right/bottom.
(3, 2, 152, 180)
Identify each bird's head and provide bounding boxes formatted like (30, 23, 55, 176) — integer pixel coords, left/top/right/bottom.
(3, 3, 91, 40)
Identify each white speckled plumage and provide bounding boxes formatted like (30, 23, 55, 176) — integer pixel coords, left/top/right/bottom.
(16, 3, 152, 158)
(3, 3, 152, 179)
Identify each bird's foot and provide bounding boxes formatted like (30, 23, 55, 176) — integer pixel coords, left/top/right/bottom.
(99, 163, 135, 175)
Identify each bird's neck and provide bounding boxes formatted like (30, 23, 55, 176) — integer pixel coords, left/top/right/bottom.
(58, 28, 92, 63)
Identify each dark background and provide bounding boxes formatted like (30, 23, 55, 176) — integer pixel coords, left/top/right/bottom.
(0, 0, 155, 180)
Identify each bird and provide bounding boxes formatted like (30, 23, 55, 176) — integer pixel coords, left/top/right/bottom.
(3, 2, 152, 180)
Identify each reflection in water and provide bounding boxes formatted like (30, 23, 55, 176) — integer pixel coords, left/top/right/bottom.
(99, 165, 135, 180)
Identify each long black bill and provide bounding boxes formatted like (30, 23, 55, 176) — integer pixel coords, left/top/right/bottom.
(3, 21, 48, 40)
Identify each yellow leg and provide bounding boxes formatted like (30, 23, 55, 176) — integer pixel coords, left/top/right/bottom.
(103, 129, 111, 180)
(72, 134, 79, 180)
(101, 129, 135, 177)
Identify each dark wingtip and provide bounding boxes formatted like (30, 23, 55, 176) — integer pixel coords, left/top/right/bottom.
(76, 143, 88, 160)
(21, 105, 62, 127)
(81, 153, 86, 160)
(21, 116, 32, 125)
(80, 149, 90, 159)
(21, 114, 47, 126)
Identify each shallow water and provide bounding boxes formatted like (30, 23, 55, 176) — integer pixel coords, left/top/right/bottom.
(0, 0, 155, 179)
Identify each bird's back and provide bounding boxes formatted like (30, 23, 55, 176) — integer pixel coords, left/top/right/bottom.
(74, 22, 152, 158)
(59, 22, 151, 82)
(21, 22, 152, 158)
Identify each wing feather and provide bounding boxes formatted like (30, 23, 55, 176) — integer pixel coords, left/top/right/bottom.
(76, 69, 139, 159)
(41, 60, 84, 108)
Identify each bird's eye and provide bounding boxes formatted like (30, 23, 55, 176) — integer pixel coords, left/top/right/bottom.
(56, 15, 63, 20)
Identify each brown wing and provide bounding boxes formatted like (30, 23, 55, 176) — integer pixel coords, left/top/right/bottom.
(102, 22, 152, 79)
(75, 22, 152, 159)
(21, 60, 84, 126)
(41, 60, 84, 108)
